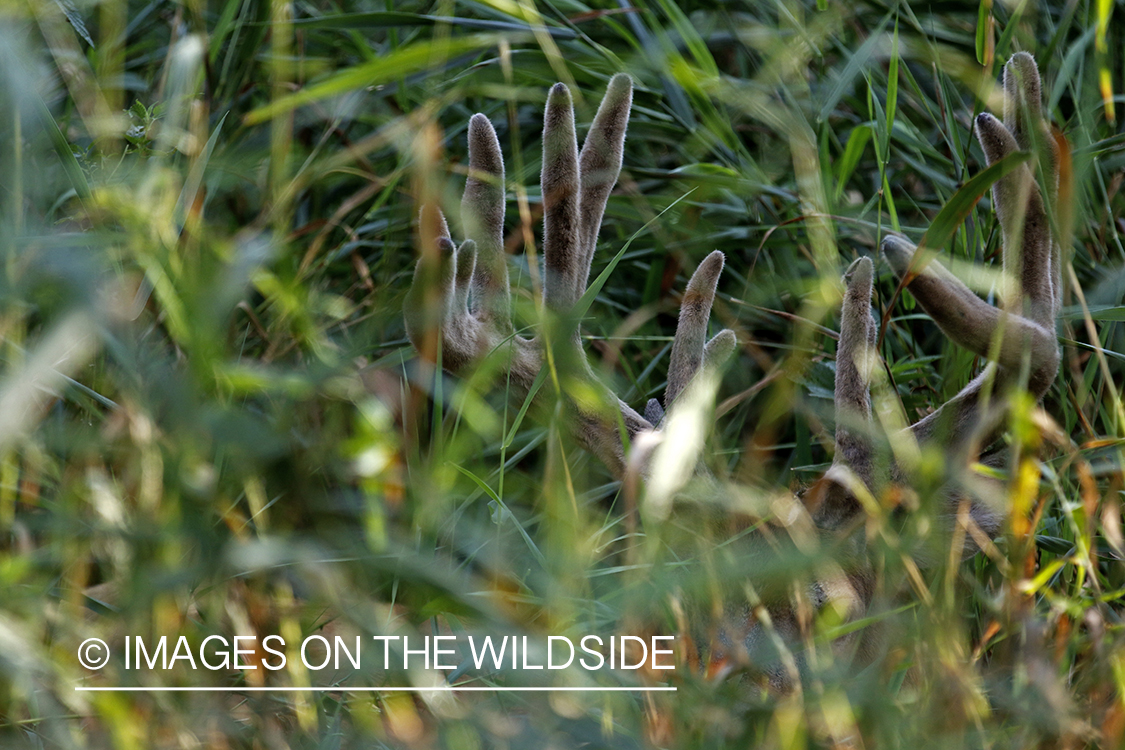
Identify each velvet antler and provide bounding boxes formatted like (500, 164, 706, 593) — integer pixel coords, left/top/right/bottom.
(404, 75, 736, 477)
(883, 53, 1059, 434)
(401, 53, 1063, 689)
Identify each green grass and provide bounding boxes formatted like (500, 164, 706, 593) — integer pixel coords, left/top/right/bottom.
(0, 0, 1123, 747)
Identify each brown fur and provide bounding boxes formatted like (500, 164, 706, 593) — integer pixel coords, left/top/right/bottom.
(542, 83, 582, 313)
(577, 74, 633, 292)
(462, 114, 510, 329)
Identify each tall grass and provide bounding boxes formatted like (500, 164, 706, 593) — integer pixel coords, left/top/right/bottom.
(0, 0, 1122, 747)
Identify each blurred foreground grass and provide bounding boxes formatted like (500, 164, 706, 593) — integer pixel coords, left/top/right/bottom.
(0, 0, 1124, 747)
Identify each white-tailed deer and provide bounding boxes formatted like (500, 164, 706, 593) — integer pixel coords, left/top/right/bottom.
(403, 52, 1061, 689)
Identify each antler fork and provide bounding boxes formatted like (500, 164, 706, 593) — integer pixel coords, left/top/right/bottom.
(710, 53, 1064, 687)
(404, 75, 735, 478)
(823, 52, 1062, 545)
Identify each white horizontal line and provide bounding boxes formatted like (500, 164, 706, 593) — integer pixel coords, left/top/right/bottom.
(75, 686, 676, 693)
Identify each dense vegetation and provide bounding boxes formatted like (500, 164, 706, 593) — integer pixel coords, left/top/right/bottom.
(0, 0, 1123, 746)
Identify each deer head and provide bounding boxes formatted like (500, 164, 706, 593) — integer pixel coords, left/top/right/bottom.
(402, 52, 1061, 689)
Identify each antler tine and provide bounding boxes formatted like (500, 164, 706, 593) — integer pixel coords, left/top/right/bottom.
(1003, 52, 1063, 325)
(421, 202, 452, 244)
(403, 235, 455, 348)
(577, 74, 632, 293)
(666, 251, 732, 408)
(406, 114, 545, 394)
(452, 239, 476, 320)
(882, 235, 1058, 396)
(833, 257, 877, 491)
(703, 329, 738, 379)
(542, 83, 583, 316)
(462, 113, 512, 332)
(1003, 51, 1044, 152)
(405, 77, 669, 480)
(811, 257, 880, 529)
(403, 207, 454, 358)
